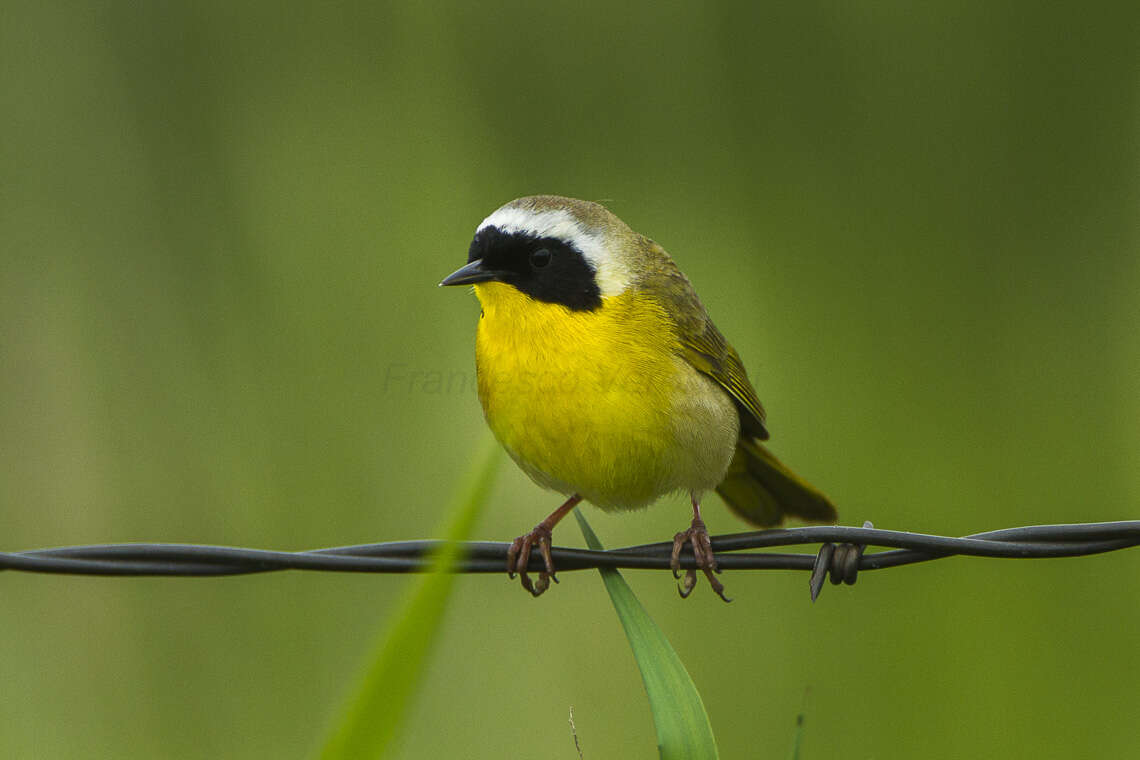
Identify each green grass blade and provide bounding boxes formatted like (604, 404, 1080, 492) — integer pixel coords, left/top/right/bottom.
(574, 510, 719, 760)
(789, 712, 804, 760)
(318, 437, 501, 760)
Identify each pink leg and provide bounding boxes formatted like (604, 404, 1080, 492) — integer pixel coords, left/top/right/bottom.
(670, 495, 730, 602)
(506, 494, 582, 597)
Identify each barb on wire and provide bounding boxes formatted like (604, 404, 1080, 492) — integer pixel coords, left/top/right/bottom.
(2, 520, 1137, 600)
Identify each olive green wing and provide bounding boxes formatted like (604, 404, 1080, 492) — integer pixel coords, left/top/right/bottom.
(639, 245, 770, 440)
(639, 243, 837, 526)
(680, 322, 770, 440)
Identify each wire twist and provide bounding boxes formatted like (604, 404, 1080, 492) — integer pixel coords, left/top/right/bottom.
(809, 521, 873, 601)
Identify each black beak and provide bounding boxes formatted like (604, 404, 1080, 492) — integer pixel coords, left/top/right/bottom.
(439, 259, 502, 287)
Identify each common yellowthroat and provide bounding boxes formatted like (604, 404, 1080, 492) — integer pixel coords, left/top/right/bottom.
(441, 196, 836, 599)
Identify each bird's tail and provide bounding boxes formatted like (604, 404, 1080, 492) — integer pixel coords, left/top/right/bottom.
(715, 437, 837, 527)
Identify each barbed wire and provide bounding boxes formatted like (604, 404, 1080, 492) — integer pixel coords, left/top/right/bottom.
(3, 520, 1137, 600)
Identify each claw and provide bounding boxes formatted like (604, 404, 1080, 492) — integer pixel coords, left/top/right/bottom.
(677, 569, 697, 598)
(670, 531, 687, 579)
(506, 536, 521, 579)
(532, 573, 550, 596)
(505, 494, 582, 597)
(705, 569, 731, 603)
(508, 524, 553, 597)
(539, 535, 557, 584)
(671, 514, 731, 602)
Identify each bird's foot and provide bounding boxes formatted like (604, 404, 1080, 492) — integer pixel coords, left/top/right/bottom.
(507, 524, 558, 597)
(670, 517, 730, 602)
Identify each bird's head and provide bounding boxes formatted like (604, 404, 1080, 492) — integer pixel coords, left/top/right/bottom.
(440, 195, 643, 311)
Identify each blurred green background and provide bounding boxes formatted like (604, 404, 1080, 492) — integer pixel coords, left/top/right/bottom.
(3, 1, 1138, 757)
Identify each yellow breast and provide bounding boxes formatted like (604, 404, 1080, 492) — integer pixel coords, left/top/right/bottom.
(473, 282, 738, 510)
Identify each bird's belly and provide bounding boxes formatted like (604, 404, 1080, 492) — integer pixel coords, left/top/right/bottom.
(482, 362, 679, 509)
(474, 287, 739, 510)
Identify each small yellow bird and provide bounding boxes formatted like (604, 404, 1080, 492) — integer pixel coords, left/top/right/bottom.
(441, 196, 836, 599)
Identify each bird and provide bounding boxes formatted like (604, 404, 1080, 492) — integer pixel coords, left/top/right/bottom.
(440, 195, 836, 599)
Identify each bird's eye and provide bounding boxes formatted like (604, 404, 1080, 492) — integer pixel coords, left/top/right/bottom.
(529, 248, 552, 269)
